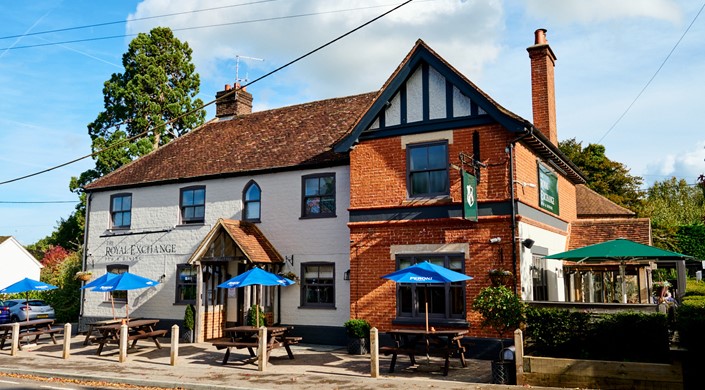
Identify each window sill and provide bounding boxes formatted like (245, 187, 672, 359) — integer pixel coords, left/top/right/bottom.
(242, 218, 261, 224)
(299, 214, 337, 220)
(402, 196, 452, 206)
(175, 222, 205, 228)
(297, 306, 337, 310)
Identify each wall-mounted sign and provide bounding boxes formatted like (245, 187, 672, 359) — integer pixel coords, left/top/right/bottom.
(462, 170, 478, 222)
(538, 163, 559, 214)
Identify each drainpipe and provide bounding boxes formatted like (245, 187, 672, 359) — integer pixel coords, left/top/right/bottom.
(79, 193, 92, 320)
(507, 127, 533, 295)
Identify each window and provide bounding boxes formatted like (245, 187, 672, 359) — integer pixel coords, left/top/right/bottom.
(395, 254, 466, 321)
(301, 263, 335, 308)
(301, 173, 335, 218)
(242, 181, 261, 222)
(180, 186, 205, 224)
(110, 193, 132, 229)
(106, 264, 128, 302)
(407, 142, 449, 197)
(175, 264, 197, 304)
(531, 255, 548, 301)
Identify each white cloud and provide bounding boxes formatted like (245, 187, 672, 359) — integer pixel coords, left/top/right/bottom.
(523, 0, 682, 24)
(646, 142, 705, 182)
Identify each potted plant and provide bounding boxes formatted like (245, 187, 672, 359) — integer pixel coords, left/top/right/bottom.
(472, 285, 526, 385)
(488, 269, 513, 287)
(75, 271, 92, 281)
(344, 318, 371, 355)
(280, 271, 300, 284)
(182, 304, 195, 343)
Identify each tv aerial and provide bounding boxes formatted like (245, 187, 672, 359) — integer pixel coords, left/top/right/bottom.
(235, 55, 264, 86)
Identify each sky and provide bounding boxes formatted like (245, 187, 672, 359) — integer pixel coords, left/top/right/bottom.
(1, 0, 704, 246)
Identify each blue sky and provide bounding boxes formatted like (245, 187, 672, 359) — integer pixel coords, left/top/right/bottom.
(1, 0, 704, 245)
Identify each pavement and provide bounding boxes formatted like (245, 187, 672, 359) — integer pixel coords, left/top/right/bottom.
(0, 335, 564, 389)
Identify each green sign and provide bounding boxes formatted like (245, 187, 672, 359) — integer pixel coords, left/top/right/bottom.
(462, 170, 478, 222)
(538, 163, 559, 214)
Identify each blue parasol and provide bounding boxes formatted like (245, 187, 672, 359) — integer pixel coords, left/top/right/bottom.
(80, 272, 118, 290)
(91, 272, 160, 320)
(218, 267, 294, 325)
(218, 267, 294, 288)
(381, 261, 472, 331)
(0, 277, 57, 324)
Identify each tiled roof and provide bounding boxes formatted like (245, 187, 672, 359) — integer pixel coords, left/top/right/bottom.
(188, 219, 283, 264)
(0, 236, 9, 245)
(85, 92, 378, 191)
(576, 185, 635, 217)
(568, 218, 651, 250)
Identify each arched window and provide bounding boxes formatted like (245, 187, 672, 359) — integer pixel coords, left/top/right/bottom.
(243, 181, 261, 222)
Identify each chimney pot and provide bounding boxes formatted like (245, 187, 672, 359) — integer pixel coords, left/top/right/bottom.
(224, 84, 231, 91)
(534, 28, 548, 45)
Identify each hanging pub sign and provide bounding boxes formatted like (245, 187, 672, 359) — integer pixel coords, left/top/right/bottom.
(538, 163, 559, 214)
(462, 170, 478, 222)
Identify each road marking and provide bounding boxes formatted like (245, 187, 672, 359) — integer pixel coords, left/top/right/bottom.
(0, 380, 19, 384)
(40, 386, 74, 390)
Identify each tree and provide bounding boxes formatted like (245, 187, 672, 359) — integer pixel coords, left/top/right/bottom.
(559, 138, 644, 211)
(74, 26, 205, 189)
(640, 177, 705, 251)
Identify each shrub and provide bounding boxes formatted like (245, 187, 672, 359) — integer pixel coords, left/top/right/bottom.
(472, 286, 526, 338)
(588, 311, 669, 363)
(684, 279, 705, 298)
(247, 304, 266, 327)
(344, 319, 371, 338)
(184, 304, 195, 330)
(525, 307, 590, 358)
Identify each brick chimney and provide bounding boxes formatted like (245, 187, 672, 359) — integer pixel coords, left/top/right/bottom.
(215, 83, 253, 118)
(527, 28, 558, 145)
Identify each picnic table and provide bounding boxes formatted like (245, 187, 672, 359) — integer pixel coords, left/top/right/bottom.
(92, 319, 167, 355)
(83, 317, 142, 345)
(382, 328, 468, 376)
(0, 319, 62, 350)
(212, 325, 302, 365)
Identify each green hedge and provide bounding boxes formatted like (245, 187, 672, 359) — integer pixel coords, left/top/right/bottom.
(525, 308, 669, 363)
(684, 279, 705, 298)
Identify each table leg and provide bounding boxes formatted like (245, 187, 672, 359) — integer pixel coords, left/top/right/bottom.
(388, 351, 398, 373)
(83, 324, 94, 345)
(222, 348, 231, 365)
(284, 344, 295, 359)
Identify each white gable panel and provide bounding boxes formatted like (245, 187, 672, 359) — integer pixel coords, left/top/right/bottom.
(453, 86, 472, 117)
(429, 67, 446, 120)
(385, 92, 401, 126)
(406, 67, 423, 123)
(369, 117, 379, 130)
(0, 238, 41, 288)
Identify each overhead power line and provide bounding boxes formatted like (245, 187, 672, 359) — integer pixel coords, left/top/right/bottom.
(0, 0, 414, 186)
(596, 1, 705, 143)
(0, 0, 278, 41)
(0, 3, 402, 51)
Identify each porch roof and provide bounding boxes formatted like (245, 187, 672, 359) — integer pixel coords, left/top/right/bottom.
(187, 218, 284, 265)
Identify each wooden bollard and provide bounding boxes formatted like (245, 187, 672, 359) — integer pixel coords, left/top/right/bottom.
(10, 322, 19, 356)
(170, 325, 179, 366)
(63, 323, 71, 359)
(119, 324, 128, 363)
(257, 326, 267, 372)
(370, 327, 379, 378)
(514, 329, 524, 384)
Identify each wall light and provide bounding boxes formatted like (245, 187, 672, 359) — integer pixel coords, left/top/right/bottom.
(489, 237, 502, 244)
(344, 269, 350, 281)
(521, 238, 535, 249)
(513, 180, 537, 189)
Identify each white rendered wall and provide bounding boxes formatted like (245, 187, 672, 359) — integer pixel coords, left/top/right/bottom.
(517, 222, 567, 302)
(0, 237, 42, 288)
(84, 166, 351, 327)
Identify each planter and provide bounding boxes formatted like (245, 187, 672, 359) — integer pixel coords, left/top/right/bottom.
(491, 360, 516, 385)
(76, 273, 92, 281)
(347, 337, 369, 355)
(489, 273, 513, 287)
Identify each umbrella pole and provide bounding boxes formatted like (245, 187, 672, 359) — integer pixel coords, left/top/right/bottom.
(111, 296, 116, 320)
(425, 301, 429, 332)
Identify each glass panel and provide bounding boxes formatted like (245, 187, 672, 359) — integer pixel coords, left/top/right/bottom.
(449, 258, 463, 271)
(305, 178, 319, 196)
(319, 286, 334, 304)
(305, 197, 321, 214)
(427, 144, 447, 169)
(184, 207, 194, 220)
(320, 197, 335, 213)
(122, 196, 131, 210)
(194, 205, 205, 219)
(182, 190, 194, 206)
(429, 286, 445, 314)
(429, 170, 448, 193)
(246, 202, 260, 219)
(409, 147, 427, 171)
(123, 212, 131, 227)
(450, 286, 464, 315)
(318, 265, 334, 279)
(304, 266, 319, 279)
(411, 172, 428, 195)
(180, 285, 196, 301)
(245, 184, 260, 201)
(320, 176, 334, 195)
(194, 188, 205, 205)
(399, 258, 413, 269)
(114, 213, 123, 227)
(112, 197, 122, 211)
(400, 285, 412, 314)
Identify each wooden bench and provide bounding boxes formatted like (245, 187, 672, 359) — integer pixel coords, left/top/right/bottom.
(380, 345, 418, 372)
(212, 339, 263, 364)
(128, 329, 168, 348)
(381, 342, 466, 376)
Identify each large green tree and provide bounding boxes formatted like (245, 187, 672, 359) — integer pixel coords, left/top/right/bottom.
(74, 26, 205, 189)
(559, 138, 644, 211)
